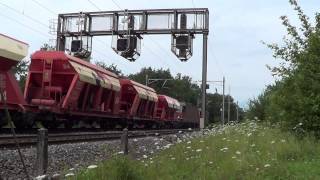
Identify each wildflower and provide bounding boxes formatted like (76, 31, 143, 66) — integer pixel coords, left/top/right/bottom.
(118, 151, 124, 154)
(87, 165, 98, 169)
(220, 147, 228, 152)
(187, 141, 191, 144)
(232, 156, 236, 159)
(235, 151, 241, 155)
(65, 173, 75, 177)
(150, 161, 153, 164)
(256, 168, 259, 171)
(235, 139, 239, 143)
(222, 138, 226, 140)
(159, 138, 164, 141)
(186, 157, 190, 160)
(133, 139, 138, 142)
(264, 164, 271, 168)
(178, 130, 183, 133)
(143, 155, 148, 159)
(155, 133, 160, 136)
(35, 175, 47, 180)
(281, 139, 286, 143)
(196, 149, 202, 152)
(171, 157, 176, 160)
(298, 122, 303, 126)
(200, 140, 204, 143)
(186, 146, 191, 149)
(250, 144, 256, 147)
(209, 161, 213, 164)
(154, 142, 159, 145)
(145, 163, 148, 167)
(69, 168, 74, 171)
(188, 128, 192, 131)
(271, 141, 275, 144)
(247, 133, 252, 137)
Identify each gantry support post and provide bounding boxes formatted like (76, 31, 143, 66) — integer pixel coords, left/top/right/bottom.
(200, 33, 208, 129)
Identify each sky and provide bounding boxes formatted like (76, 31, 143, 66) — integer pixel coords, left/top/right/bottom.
(0, 0, 319, 107)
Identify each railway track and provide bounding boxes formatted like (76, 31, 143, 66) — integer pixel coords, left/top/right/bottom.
(0, 129, 193, 148)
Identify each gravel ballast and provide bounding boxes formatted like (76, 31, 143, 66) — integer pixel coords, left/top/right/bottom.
(0, 130, 203, 179)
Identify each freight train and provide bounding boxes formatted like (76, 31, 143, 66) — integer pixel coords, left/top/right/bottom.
(0, 34, 199, 129)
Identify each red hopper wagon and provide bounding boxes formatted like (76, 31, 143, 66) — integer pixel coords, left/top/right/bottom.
(0, 34, 28, 127)
(24, 51, 121, 128)
(0, 33, 199, 129)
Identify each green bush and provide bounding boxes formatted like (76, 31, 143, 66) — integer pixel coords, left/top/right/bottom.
(246, 0, 320, 136)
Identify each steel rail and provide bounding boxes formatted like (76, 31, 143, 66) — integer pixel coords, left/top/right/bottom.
(0, 129, 195, 148)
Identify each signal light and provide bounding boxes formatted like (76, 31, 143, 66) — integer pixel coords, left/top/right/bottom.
(171, 13, 194, 61)
(71, 40, 82, 52)
(112, 15, 141, 61)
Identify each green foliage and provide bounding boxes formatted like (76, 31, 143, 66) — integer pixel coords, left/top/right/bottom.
(40, 43, 55, 51)
(129, 67, 243, 122)
(11, 59, 29, 91)
(77, 156, 142, 180)
(95, 61, 125, 77)
(128, 67, 201, 105)
(247, 0, 320, 136)
(76, 122, 320, 179)
(207, 93, 244, 124)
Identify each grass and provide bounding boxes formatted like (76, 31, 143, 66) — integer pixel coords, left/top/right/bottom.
(71, 121, 320, 180)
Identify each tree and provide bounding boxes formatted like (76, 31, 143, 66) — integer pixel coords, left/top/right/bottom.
(40, 43, 55, 51)
(12, 59, 29, 91)
(249, 0, 320, 136)
(95, 61, 124, 77)
(207, 93, 244, 124)
(128, 67, 201, 105)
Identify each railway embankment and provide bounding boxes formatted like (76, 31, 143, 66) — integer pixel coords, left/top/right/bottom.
(75, 121, 320, 179)
(0, 129, 202, 179)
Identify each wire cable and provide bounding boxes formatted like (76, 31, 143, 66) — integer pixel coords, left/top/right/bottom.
(30, 0, 57, 15)
(0, 91, 30, 180)
(111, 0, 123, 10)
(0, 1, 50, 29)
(0, 11, 49, 39)
(191, 0, 196, 8)
(87, 0, 102, 11)
(208, 41, 225, 77)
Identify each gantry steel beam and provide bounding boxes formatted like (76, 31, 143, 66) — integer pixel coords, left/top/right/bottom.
(56, 8, 209, 128)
